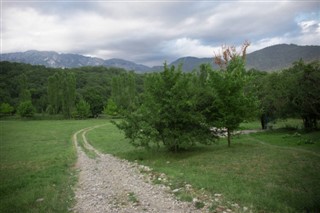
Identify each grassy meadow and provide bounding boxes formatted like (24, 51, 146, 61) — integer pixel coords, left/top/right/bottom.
(1, 118, 319, 212)
(0, 119, 107, 212)
(88, 120, 320, 212)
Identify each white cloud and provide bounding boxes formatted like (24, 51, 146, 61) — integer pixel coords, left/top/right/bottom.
(250, 17, 320, 53)
(250, 37, 287, 52)
(298, 20, 320, 34)
(1, 1, 319, 66)
(2, 7, 72, 52)
(161, 37, 219, 58)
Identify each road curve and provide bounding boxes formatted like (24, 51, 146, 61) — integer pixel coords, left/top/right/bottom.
(71, 126, 201, 213)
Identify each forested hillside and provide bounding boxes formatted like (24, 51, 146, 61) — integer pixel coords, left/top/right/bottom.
(1, 58, 319, 132)
(0, 61, 144, 118)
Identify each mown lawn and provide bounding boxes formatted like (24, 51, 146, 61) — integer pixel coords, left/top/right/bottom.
(0, 119, 107, 213)
(88, 120, 320, 212)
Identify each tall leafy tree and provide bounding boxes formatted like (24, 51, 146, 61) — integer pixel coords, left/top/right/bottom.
(212, 42, 259, 147)
(246, 69, 270, 129)
(18, 74, 31, 102)
(249, 60, 320, 130)
(82, 86, 104, 117)
(193, 64, 218, 126)
(116, 63, 215, 152)
(284, 60, 320, 129)
(61, 72, 76, 118)
(17, 73, 36, 118)
(47, 74, 60, 114)
(111, 72, 136, 113)
(47, 72, 76, 118)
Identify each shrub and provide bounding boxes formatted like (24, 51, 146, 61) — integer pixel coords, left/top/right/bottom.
(0, 103, 14, 117)
(103, 99, 118, 116)
(17, 101, 36, 118)
(75, 99, 91, 119)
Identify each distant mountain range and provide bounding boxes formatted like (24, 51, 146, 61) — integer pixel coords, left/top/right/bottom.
(170, 44, 319, 71)
(1, 44, 319, 72)
(0, 50, 151, 72)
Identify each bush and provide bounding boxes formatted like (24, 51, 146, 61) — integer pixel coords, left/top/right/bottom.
(0, 103, 14, 117)
(75, 99, 91, 119)
(103, 99, 118, 116)
(17, 101, 36, 118)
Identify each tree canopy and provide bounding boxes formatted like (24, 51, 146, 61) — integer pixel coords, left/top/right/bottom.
(212, 42, 259, 146)
(0, 55, 318, 138)
(115, 63, 216, 152)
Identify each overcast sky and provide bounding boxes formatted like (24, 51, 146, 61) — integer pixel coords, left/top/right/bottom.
(1, 1, 319, 66)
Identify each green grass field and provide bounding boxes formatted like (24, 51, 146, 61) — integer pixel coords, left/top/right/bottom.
(88, 120, 320, 212)
(1, 119, 320, 212)
(0, 119, 106, 213)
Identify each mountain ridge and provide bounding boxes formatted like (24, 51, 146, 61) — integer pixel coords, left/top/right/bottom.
(169, 44, 320, 71)
(1, 44, 319, 72)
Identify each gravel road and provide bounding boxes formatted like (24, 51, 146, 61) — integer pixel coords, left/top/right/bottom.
(71, 126, 202, 213)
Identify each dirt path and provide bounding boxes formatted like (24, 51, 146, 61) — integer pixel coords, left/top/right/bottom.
(71, 126, 201, 213)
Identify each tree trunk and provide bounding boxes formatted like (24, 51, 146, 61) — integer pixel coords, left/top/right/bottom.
(227, 128, 231, 147)
(260, 114, 268, 130)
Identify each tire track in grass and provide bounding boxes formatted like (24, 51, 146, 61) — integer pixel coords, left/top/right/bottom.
(81, 126, 103, 157)
(246, 134, 320, 158)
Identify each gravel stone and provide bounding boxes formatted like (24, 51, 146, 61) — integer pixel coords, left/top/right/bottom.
(72, 126, 202, 213)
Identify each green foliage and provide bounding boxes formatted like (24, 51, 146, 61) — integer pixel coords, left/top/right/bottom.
(47, 74, 60, 114)
(17, 101, 36, 118)
(18, 74, 32, 102)
(81, 86, 105, 117)
(111, 72, 137, 113)
(103, 99, 119, 116)
(116, 63, 215, 152)
(89, 123, 320, 213)
(75, 99, 91, 119)
(0, 102, 14, 117)
(46, 72, 77, 118)
(0, 61, 143, 118)
(61, 72, 76, 118)
(210, 56, 259, 146)
(287, 60, 320, 130)
(250, 60, 320, 130)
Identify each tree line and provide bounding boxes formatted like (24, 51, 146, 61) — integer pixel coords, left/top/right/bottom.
(0, 51, 319, 150)
(116, 43, 258, 150)
(0, 62, 144, 118)
(250, 59, 320, 130)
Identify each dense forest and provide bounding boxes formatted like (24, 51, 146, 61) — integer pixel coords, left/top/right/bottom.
(0, 61, 144, 118)
(1, 55, 319, 137)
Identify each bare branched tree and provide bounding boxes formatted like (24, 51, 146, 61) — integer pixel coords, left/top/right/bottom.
(214, 41, 250, 69)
